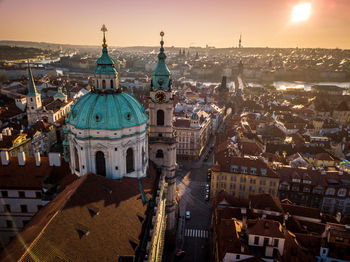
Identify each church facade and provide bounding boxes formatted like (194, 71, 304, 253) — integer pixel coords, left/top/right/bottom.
(64, 28, 177, 233)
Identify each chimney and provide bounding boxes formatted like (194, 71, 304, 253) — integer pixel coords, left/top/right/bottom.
(1, 151, 10, 165)
(34, 152, 41, 166)
(18, 152, 26, 166)
(49, 152, 61, 167)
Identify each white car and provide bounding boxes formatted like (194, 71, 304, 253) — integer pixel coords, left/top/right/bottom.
(185, 211, 191, 220)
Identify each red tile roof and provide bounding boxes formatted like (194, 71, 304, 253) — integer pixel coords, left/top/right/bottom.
(0, 170, 158, 261)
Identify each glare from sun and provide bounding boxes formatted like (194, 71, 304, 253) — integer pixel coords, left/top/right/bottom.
(291, 2, 311, 22)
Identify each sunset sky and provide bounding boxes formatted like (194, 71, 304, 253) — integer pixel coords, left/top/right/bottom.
(1, 0, 350, 48)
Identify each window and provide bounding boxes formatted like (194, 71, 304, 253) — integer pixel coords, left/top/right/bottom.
(95, 151, 106, 176)
(6, 220, 13, 228)
(292, 186, 299, 191)
(254, 236, 259, 245)
(338, 188, 346, 197)
(156, 149, 164, 158)
(303, 187, 310, 193)
(23, 220, 29, 227)
(326, 188, 335, 196)
(273, 239, 279, 247)
(37, 205, 43, 211)
(21, 205, 28, 213)
(142, 147, 145, 167)
(126, 148, 134, 173)
(1, 191, 8, 197)
(74, 147, 80, 172)
(261, 168, 267, 176)
(18, 191, 25, 198)
(263, 237, 269, 246)
(102, 79, 106, 89)
(110, 79, 114, 89)
(157, 110, 164, 126)
(35, 192, 42, 198)
(241, 166, 248, 173)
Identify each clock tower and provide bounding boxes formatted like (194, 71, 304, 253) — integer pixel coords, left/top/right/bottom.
(149, 32, 177, 234)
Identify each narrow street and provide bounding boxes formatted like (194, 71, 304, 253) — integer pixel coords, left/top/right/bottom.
(175, 141, 214, 262)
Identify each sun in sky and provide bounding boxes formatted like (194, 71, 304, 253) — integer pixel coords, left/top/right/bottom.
(291, 2, 312, 22)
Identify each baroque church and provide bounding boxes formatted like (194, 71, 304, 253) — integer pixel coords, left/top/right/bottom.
(65, 26, 177, 232)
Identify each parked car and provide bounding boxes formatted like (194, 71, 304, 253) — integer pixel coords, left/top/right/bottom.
(185, 211, 191, 220)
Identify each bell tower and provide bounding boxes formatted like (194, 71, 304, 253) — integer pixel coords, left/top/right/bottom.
(26, 62, 42, 126)
(149, 32, 177, 234)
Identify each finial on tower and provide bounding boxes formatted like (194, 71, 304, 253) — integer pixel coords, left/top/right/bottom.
(160, 31, 164, 48)
(101, 24, 108, 48)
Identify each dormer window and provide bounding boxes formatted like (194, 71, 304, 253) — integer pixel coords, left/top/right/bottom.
(325, 188, 335, 196)
(250, 167, 257, 175)
(261, 168, 267, 176)
(230, 165, 238, 173)
(241, 166, 248, 174)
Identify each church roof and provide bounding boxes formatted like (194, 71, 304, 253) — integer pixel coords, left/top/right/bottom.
(151, 32, 171, 91)
(67, 91, 148, 131)
(0, 170, 158, 262)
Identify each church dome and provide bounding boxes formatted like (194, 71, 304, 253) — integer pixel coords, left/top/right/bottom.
(67, 92, 148, 130)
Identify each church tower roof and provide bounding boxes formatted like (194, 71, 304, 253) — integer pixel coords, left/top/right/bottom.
(151, 31, 171, 91)
(94, 24, 117, 75)
(27, 62, 38, 96)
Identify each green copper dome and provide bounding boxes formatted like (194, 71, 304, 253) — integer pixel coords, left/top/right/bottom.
(95, 46, 118, 75)
(67, 92, 148, 131)
(151, 32, 171, 91)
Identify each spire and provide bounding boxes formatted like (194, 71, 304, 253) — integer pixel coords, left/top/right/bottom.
(95, 24, 117, 75)
(152, 31, 171, 91)
(27, 61, 38, 96)
(101, 24, 108, 48)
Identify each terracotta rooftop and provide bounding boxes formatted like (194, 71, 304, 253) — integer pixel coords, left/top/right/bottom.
(0, 156, 70, 189)
(0, 169, 158, 262)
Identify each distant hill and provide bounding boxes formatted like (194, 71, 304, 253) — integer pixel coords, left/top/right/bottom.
(0, 45, 58, 61)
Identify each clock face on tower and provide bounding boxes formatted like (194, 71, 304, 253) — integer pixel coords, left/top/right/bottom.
(155, 91, 166, 103)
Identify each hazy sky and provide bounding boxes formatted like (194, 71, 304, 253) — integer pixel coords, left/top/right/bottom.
(1, 0, 350, 48)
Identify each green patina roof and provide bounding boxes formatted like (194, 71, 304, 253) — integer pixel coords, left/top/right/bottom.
(54, 87, 66, 98)
(151, 39, 171, 91)
(27, 63, 38, 96)
(67, 91, 148, 131)
(94, 46, 117, 75)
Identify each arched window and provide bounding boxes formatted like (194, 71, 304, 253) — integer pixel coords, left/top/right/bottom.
(96, 80, 99, 88)
(126, 148, 134, 173)
(110, 79, 114, 89)
(95, 151, 106, 176)
(142, 147, 145, 167)
(74, 147, 80, 172)
(157, 110, 164, 126)
(156, 149, 164, 158)
(102, 80, 106, 89)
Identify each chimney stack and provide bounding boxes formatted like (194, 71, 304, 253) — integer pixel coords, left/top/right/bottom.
(34, 152, 41, 166)
(49, 152, 61, 167)
(18, 152, 26, 166)
(1, 151, 9, 165)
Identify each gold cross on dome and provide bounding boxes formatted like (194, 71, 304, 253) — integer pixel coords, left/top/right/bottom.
(101, 24, 108, 47)
(101, 24, 108, 33)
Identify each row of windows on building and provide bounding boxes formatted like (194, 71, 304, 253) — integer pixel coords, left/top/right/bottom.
(96, 79, 115, 89)
(216, 175, 277, 186)
(5, 219, 30, 229)
(216, 183, 275, 195)
(229, 166, 268, 176)
(2, 204, 43, 213)
(1, 191, 41, 199)
(279, 184, 350, 197)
